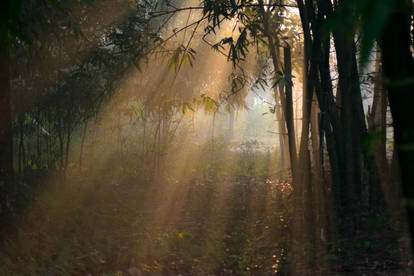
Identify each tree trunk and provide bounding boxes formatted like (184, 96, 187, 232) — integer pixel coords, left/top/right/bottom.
(65, 122, 72, 172)
(310, 95, 322, 179)
(283, 45, 298, 178)
(367, 49, 390, 208)
(18, 117, 24, 175)
(258, 0, 297, 177)
(79, 121, 88, 171)
(333, 30, 365, 230)
(36, 112, 41, 168)
(275, 89, 289, 173)
(380, 2, 414, 253)
(296, 0, 345, 258)
(57, 117, 64, 170)
(0, 34, 14, 218)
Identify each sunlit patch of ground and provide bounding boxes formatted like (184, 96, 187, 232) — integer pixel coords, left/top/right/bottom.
(0, 141, 296, 275)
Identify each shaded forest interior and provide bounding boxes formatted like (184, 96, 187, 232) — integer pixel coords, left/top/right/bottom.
(1, 0, 414, 275)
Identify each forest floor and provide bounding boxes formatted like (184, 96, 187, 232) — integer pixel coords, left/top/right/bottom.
(0, 147, 411, 275)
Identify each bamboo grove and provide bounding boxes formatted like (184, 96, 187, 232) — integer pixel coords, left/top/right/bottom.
(0, 0, 413, 274)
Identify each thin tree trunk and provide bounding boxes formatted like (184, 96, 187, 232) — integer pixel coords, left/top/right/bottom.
(143, 118, 147, 157)
(367, 49, 390, 207)
(283, 45, 298, 180)
(284, 44, 297, 161)
(58, 117, 64, 170)
(36, 111, 41, 168)
(18, 117, 24, 175)
(79, 121, 88, 171)
(0, 33, 14, 218)
(65, 122, 71, 171)
(274, 87, 289, 172)
(46, 117, 51, 168)
(310, 95, 322, 179)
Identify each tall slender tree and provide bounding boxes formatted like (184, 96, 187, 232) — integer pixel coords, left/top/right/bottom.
(0, 0, 14, 219)
(379, 0, 414, 251)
